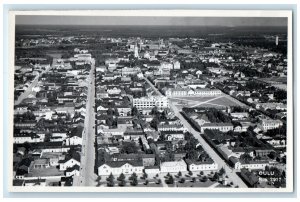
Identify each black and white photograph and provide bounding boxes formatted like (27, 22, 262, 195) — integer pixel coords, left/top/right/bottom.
(7, 10, 293, 192)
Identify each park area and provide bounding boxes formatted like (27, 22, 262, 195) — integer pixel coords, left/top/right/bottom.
(170, 95, 245, 110)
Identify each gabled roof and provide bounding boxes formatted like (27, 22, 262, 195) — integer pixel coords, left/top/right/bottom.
(65, 164, 80, 173)
(59, 150, 81, 163)
(202, 122, 233, 127)
(101, 160, 143, 168)
(69, 126, 84, 138)
(240, 168, 259, 186)
(185, 158, 214, 165)
(161, 160, 187, 167)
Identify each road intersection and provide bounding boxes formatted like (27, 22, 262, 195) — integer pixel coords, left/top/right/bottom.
(144, 76, 247, 188)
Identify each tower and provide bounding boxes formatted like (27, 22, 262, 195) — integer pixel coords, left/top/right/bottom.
(275, 36, 279, 46)
(134, 44, 139, 58)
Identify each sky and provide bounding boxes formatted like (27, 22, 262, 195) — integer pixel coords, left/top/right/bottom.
(15, 15, 288, 27)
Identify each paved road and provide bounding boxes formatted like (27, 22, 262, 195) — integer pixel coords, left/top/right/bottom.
(14, 60, 55, 106)
(144, 77, 163, 96)
(77, 59, 97, 186)
(169, 101, 247, 188)
(144, 76, 247, 188)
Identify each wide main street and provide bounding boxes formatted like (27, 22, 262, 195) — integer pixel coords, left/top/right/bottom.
(77, 58, 97, 186)
(169, 101, 247, 188)
(144, 76, 248, 188)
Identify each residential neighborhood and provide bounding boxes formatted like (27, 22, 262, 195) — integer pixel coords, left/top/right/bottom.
(12, 20, 288, 189)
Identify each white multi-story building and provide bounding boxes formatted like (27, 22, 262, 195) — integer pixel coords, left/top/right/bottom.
(132, 96, 169, 109)
(165, 88, 187, 97)
(173, 60, 181, 69)
(188, 82, 207, 89)
(166, 88, 222, 97)
(201, 123, 234, 133)
(65, 135, 82, 146)
(185, 160, 218, 171)
(121, 67, 140, 76)
(160, 160, 187, 173)
(193, 89, 222, 96)
(230, 157, 269, 170)
(74, 54, 92, 63)
(259, 119, 283, 131)
(59, 158, 80, 171)
(14, 133, 44, 144)
(160, 62, 173, 70)
(98, 161, 144, 176)
(107, 87, 122, 95)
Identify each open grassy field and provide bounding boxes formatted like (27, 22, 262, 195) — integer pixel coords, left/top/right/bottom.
(170, 95, 245, 109)
(208, 96, 245, 107)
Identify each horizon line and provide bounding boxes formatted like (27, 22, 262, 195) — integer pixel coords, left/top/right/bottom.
(15, 24, 287, 27)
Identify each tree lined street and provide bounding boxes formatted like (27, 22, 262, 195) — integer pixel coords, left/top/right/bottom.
(145, 76, 247, 188)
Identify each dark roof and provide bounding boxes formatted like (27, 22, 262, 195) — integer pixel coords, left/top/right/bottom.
(69, 126, 84, 138)
(145, 165, 160, 169)
(160, 131, 184, 135)
(25, 179, 46, 184)
(59, 149, 81, 163)
(229, 156, 239, 164)
(240, 168, 259, 186)
(65, 164, 80, 173)
(14, 132, 36, 138)
(16, 169, 28, 176)
(111, 153, 155, 160)
(185, 158, 214, 165)
(61, 176, 73, 186)
(202, 122, 233, 127)
(13, 154, 22, 163)
(14, 141, 65, 150)
(19, 158, 32, 167)
(13, 179, 25, 186)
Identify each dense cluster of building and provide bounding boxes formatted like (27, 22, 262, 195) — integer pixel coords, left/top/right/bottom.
(13, 50, 93, 186)
(95, 53, 219, 176)
(13, 31, 287, 188)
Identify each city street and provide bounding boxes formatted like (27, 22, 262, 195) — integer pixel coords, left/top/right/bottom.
(144, 77, 163, 96)
(14, 59, 56, 106)
(11, 14, 290, 192)
(77, 58, 97, 186)
(144, 76, 247, 188)
(168, 101, 247, 188)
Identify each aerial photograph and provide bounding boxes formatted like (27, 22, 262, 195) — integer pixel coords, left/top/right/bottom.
(11, 14, 289, 190)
